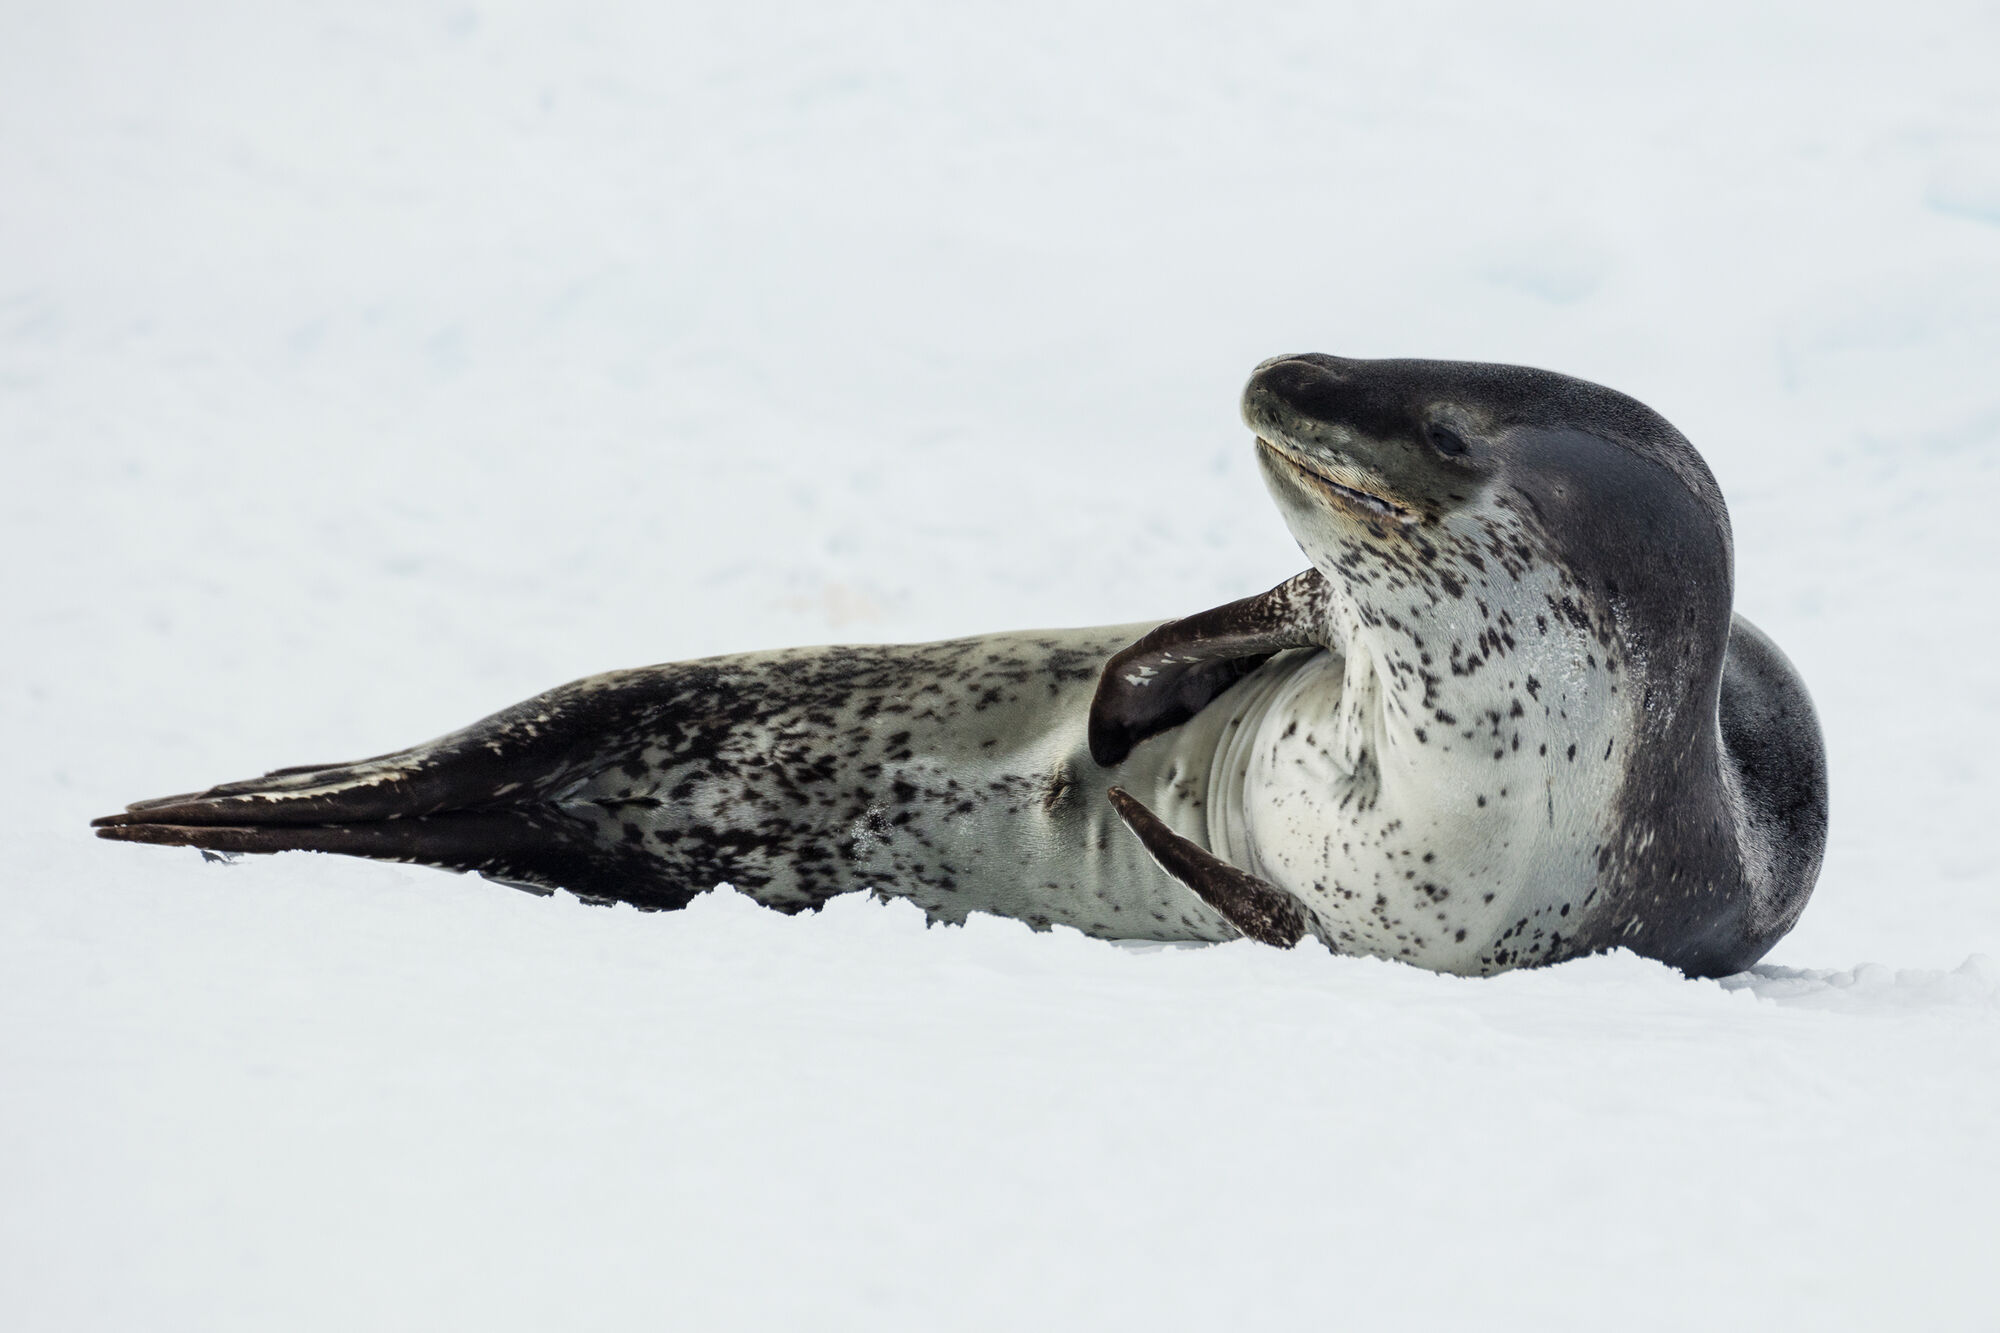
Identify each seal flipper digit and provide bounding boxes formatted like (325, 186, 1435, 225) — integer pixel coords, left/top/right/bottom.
(1088, 569, 1332, 765)
(1105, 786, 1311, 948)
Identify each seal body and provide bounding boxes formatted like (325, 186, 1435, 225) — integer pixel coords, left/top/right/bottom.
(512, 629, 1248, 939)
(96, 354, 1829, 978)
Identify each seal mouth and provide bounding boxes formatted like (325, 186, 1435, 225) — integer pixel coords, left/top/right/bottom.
(1255, 437, 1417, 526)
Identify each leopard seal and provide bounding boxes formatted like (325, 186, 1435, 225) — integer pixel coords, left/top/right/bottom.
(94, 354, 1828, 977)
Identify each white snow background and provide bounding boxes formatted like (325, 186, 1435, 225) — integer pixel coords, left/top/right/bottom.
(6, 2, 1999, 1328)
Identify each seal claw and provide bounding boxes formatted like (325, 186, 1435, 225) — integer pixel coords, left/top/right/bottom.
(1105, 786, 1310, 948)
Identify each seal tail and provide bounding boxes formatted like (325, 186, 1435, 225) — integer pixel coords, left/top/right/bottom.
(91, 668, 708, 910)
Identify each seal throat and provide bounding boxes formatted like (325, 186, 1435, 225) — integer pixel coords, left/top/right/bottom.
(1255, 436, 1416, 526)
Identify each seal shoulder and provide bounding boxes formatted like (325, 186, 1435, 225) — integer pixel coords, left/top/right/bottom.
(1716, 613, 1829, 946)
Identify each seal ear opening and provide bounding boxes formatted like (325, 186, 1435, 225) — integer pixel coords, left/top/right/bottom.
(1088, 569, 1332, 765)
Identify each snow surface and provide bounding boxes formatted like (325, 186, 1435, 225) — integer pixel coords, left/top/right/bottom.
(6, 1, 1999, 1328)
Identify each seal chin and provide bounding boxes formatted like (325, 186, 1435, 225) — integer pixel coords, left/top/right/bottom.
(1254, 436, 1417, 526)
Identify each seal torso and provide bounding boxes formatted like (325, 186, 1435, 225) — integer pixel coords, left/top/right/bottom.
(543, 626, 1245, 940)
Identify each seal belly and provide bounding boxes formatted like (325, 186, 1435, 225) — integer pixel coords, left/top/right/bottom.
(1234, 647, 1608, 974)
(555, 626, 1237, 940)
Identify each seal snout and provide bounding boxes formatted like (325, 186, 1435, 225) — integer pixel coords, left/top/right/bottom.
(1245, 354, 1354, 426)
(1243, 354, 1419, 525)
(1241, 354, 1369, 455)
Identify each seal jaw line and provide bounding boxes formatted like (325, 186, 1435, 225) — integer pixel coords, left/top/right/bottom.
(1255, 436, 1417, 526)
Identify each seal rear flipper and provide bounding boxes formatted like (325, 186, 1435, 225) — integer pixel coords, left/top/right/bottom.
(1089, 569, 1331, 765)
(94, 807, 700, 909)
(1105, 787, 1310, 948)
(90, 665, 729, 907)
(91, 664, 709, 832)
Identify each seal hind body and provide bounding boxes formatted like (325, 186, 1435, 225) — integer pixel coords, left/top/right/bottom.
(97, 354, 1829, 978)
(99, 628, 1244, 941)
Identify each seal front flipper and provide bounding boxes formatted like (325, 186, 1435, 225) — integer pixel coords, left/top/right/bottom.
(1105, 787, 1311, 948)
(1088, 569, 1332, 765)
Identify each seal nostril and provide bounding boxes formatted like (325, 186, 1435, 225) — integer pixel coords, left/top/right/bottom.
(1257, 359, 1349, 421)
(1427, 424, 1470, 457)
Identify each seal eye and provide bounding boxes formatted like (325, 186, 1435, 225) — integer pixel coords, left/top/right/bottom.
(1427, 423, 1470, 458)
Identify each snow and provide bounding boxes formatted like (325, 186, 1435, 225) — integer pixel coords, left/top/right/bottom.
(5, 1, 1998, 1327)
